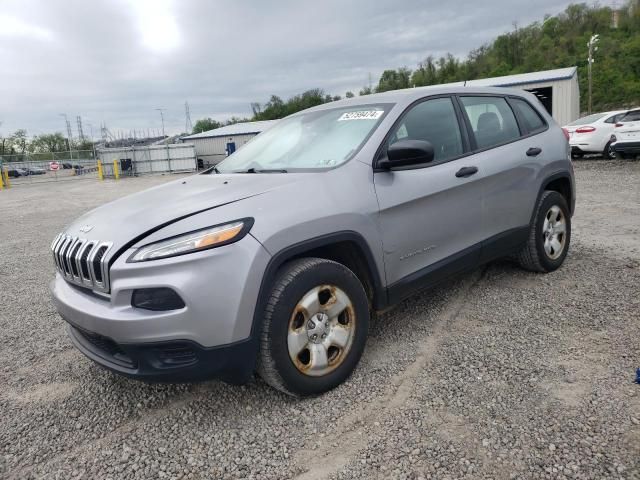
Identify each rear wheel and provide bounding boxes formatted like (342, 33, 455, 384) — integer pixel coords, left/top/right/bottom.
(257, 258, 369, 396)
(517, 191, 571, 273)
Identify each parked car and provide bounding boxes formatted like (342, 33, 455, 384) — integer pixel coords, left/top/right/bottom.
(24, 166, 47, 175)
(563, 110, 627, 159)
(6, 168, 28, 178)
(610, 108, 640, 159)
(62, 163, 73, 169)
(50, 86, 575, 396)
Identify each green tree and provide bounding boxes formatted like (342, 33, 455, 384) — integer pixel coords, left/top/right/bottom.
(370, 1, 640, 112)
(192, 118, 222, 134)
(252, 89, 330, 120)
(345, 91, 355, 98)
(11, 129, 28, 155)
(29, 133, 67, 153)
(376, 67, 412, 93)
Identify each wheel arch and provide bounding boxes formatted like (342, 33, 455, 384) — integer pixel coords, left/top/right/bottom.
(257, 232, 387, 318)
(535, 172, 574, 220)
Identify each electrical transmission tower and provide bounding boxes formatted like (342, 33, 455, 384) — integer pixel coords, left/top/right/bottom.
(76, 115, 85, 142)
(185, 101, 193, 133)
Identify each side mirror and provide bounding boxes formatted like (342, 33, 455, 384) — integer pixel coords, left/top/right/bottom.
(379, 140, 434, 169)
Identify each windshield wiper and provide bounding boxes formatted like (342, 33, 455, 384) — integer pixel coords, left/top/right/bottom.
(237, 168, 288, 173)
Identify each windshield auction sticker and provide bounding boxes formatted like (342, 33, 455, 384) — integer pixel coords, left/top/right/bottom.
(338, 110, 384, 121)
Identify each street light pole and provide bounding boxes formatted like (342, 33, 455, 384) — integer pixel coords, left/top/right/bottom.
(587, 34, 599, 115)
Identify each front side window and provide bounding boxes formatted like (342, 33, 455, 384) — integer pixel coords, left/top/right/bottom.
(387, 97, 463, 163)
(215, 104, 392, 173)
(510, 98, 546, 133)
(460, 96, 521, 149)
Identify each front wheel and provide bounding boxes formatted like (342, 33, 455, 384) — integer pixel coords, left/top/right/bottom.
(603, 141, 616, 160)
(257, 258, 369, 396)
(517, 190, 571, 273)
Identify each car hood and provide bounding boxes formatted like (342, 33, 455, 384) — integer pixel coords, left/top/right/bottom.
(63, 173, 305, 248)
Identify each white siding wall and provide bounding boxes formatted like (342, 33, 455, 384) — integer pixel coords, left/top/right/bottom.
(517, 76, 580, 126)
(188, 134, 258, 165)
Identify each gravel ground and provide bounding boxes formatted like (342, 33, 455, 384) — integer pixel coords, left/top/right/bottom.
(0, 163, 638, 480)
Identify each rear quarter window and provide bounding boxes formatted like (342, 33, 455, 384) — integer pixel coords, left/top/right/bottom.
(510, 98, 547, 133)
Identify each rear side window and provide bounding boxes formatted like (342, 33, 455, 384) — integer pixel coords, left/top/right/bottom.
(388, 97, 464, 163)
(459, 96, 521, 149)
(510, 98, 546, 133)
(621, 110, 640, 122)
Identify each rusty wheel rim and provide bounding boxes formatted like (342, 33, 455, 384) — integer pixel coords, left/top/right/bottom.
(287, 285, 356, 377)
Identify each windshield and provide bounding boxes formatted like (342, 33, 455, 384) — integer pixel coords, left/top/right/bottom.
(214, 104, 392, 173)
(568, 113, 605, 126)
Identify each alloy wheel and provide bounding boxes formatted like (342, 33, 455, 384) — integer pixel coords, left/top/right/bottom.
(287, 285, 356, 377)
(542, 205, 567, 260)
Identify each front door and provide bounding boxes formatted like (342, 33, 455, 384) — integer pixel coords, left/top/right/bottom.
(374, 96, 485, 301)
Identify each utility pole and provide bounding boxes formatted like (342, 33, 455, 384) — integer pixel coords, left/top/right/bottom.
(60, 113, 74, 159)
(76, 115, 85, 142)
(185, 101, 193, 134)
(155, 108, 166, 143)
(587, 34, 599, 115)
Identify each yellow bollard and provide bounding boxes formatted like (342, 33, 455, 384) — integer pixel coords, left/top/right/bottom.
(113, 160, 120, 180)
(3, 169, 10, 188)
(97, 160, 103, 181)
(0, 170, 4, 190)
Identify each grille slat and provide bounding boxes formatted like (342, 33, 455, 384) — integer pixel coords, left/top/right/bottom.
(51, 233, 112, 293)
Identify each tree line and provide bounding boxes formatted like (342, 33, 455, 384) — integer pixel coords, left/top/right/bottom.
(0, 130, 95, 159)
(192, 1, 639, 133)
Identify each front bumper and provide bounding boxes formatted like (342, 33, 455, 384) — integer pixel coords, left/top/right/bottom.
(51, 234, 271, 382)
(67, 324, 256, 383)
(612, 141, 640, 154)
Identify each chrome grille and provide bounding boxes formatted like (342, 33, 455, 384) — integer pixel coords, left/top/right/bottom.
(51, 233, 113, 293)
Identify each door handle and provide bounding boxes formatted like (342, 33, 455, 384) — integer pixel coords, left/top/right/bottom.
(455, 166, 478, 178)
(526, 147, 542, 157)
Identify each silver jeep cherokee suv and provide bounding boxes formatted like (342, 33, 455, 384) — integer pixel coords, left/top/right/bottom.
(51, 86, 575, 396)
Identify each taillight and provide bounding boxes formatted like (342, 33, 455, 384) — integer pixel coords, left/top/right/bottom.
(561, 127, 570, 141)
(575, 126, 596, 133)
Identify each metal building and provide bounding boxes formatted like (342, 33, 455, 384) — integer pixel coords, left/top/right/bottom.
(461, 66, 580, 126)
(181, 120, 278, 166)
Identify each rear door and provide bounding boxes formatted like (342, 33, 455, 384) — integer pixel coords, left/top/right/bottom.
(456, 95, 542, 254)
(373, 96, 484, 297)
(616, 110, 640, 143)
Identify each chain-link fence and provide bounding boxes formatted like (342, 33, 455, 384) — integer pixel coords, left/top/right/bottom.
(0, 150, 98, 185)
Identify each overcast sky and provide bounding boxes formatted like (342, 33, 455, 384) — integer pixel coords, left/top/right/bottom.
(1, 0, 577, 138)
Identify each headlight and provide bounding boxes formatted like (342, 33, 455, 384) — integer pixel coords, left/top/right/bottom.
(128, 218, 253, 262)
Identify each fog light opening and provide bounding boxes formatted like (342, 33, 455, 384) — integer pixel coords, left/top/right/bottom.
(132, 288, 186, 311)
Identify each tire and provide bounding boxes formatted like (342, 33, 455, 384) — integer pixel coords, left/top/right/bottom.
(517, 191, 571, 273)
(603, 141, 616, 160)
(257, 257, 369, 396)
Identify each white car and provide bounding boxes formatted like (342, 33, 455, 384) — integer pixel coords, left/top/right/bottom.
(563, 110, 627, 159)
(611, 109, 640, 160)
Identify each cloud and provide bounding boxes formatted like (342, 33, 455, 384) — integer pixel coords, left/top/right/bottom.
(0, 0, 576, 137)
(0, 14, 53, 41)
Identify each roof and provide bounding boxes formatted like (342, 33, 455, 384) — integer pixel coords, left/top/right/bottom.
(460, 66, 578, 88)
(182, 120, 278, 140)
